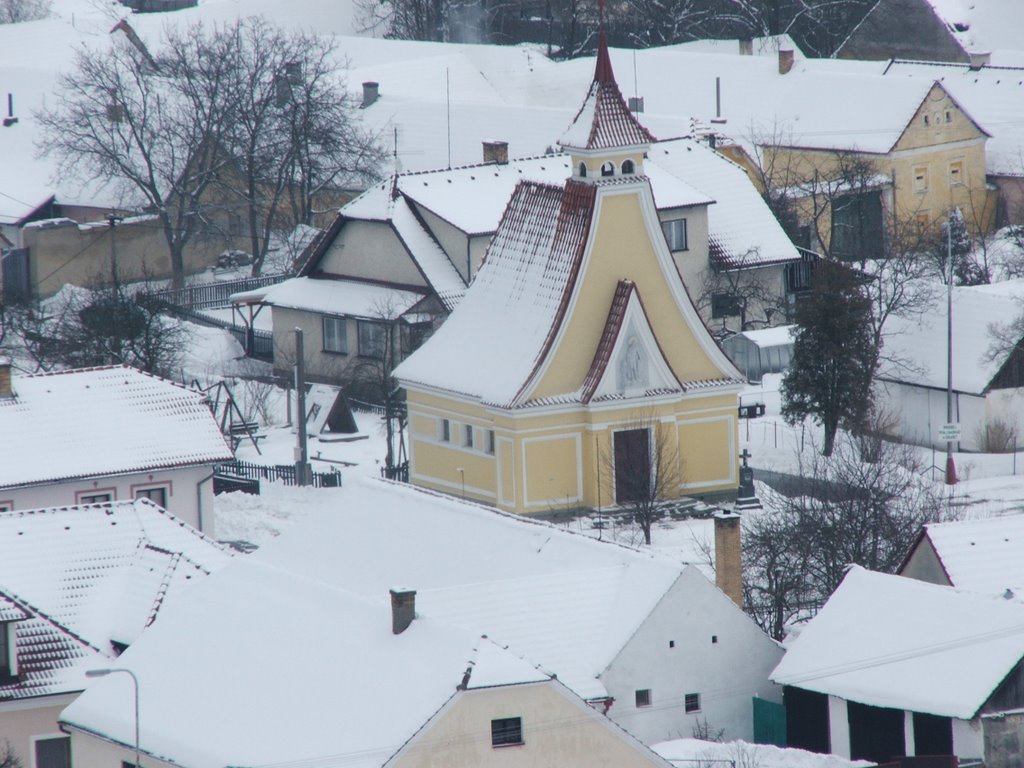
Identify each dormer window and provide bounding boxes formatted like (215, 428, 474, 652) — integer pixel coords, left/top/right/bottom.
(601, 161, 615, 177)
(622, 159, 635, 174)
(579, 163, 587, 178)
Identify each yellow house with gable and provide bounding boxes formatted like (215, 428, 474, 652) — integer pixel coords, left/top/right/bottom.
(393, 33, 743, 514)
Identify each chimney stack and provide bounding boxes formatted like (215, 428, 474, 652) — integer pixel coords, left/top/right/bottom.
(390, 588, 416, 634)
(968, 52, 990, 70)
(0, 357, 12, 399)
(361, 81, 380, 109)
(778, 49, 794, 75)
(482, 140, 509, 165)
(714, 512, 743, 608)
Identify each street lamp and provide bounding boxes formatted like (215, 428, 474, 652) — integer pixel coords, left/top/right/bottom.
(86, 668, 140, 768)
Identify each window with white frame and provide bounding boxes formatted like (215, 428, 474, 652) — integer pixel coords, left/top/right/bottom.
(949, 160, 964, 186)
(357, 320, 388, 359)
(440, 419, 451, 443)
(322, 316, 347, 354)
(463, 424, 474, 448)
(135, 486, 168, 508)
(635, 689, 652, 707)
(913, 166, 929, 193)
(486, 429, 496, 455)
(661, 218, 688, 251)
(34, 737, 71, 768)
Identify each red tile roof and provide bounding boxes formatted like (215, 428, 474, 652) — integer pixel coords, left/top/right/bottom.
(559, 31, 656, 151)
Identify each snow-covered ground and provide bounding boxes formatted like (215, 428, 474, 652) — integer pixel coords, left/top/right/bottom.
(653, 738, 872, 768)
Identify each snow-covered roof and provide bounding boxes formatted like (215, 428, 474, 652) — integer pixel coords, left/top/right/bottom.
(882, 59, 1024, 177)
(924, 0, 1024, 56)
(0, 365, 233, 490)
(61, 550, 549, 768)
(0, 498, 231, 701)
(649, 139, 799, 267)
(239, 275, 425, 319)
(731, 325, 796, 348)
(394, 179, 594, 406)
(770, 566, 1024, 719)
(558, 33, 656, 152)
(250, 479, 694, 702)
(912, 514, 1024, 594)
(878, 279, 1024, 394)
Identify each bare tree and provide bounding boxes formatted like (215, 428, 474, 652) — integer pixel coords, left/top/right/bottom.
(0, 0, 49, 23)
(5, 280, 187, 378)
(601, 412, 684, 545)
(697, 248, 787, 339)
(37, 27, 236, 289)
(0, 740, 22, 768)
(743, 435, 948, 639)
(37, 19, 384, 287)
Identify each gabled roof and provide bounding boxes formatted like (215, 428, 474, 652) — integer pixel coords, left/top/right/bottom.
(234, 275, 426, 320)
(61, 549, 551, 768)
(925, 0, 1023, 56)
(394, 179, 595, 407)
(882, 59, 1024, 177)
(580, 280, 683, 404)
(0, 499, 230, 701)
(250, 478, 704, 701)
(0, 365, 233, 490)
(878, 279, 1024, 394)
(559, 30, 656, 152)
(906, 515, 1024, 595)
(770, 566, 1024, 719)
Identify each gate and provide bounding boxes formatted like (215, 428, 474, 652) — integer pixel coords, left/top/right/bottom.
(752, 696, 786, 747)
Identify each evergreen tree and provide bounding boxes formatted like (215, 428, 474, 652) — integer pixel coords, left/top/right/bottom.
(781, 259, 876, 456)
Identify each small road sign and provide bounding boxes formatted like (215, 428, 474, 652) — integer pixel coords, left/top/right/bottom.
(938, 423, 961, 442)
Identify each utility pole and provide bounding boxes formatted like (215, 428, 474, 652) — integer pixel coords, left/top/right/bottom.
(294, 328, 310, 486)
(945, 215, 957, 485)
(106, 213, 123, 288)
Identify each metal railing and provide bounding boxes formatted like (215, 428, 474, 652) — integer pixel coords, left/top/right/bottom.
(144, 273, 287, 311)
(215, 460, 341, 490)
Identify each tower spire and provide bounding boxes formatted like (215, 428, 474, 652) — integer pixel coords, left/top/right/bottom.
(594, 0, 614, 83)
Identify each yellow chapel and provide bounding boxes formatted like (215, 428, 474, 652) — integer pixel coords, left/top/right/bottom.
(393, 33, 744, 514)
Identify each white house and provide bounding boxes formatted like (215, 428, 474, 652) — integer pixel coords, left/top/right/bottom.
(899, 513, 1024, 594)
(0, 499, 231, 768)
(244, 478, 783, 743)
(0, 361, 233, 533)
(62, 547, 688, 768)
(875, 279, 1024, 452)
(771, 566, 1024, 766)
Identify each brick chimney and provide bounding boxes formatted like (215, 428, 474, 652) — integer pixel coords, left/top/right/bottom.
(0, 357, 12, 399)
(778, 49, 794, 75)
(390, 588, 416, 634)
(482, 140, 509, 165)
(361, 81, 380, 109)
(714, 512, 743, 608)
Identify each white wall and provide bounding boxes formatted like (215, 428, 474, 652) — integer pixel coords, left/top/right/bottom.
(828, 696, 850, 759)
(600, 568, 783, 744)
(876, 380, 986, 451)
(1, 464, 217, 534)
(954, 717, 984, 761)
(0, 695, 75, 768)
